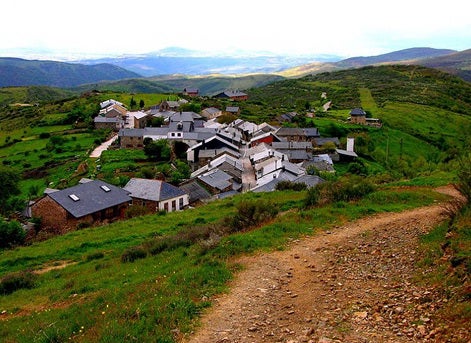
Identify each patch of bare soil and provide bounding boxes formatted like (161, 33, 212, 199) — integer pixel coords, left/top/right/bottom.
(34, 260, 77, 274)
(182, 186, 469, 343)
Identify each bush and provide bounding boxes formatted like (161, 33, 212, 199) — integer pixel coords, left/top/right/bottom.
(304, 176, 375, 207)
(0, 271, 37, 295)
(85, 251, 105, 262)
(455, 153, 471, 204)
(125, 205, 150, 218)
(304, 186, 322, 207)
(39, 132, 50, 139)
(330, 177, 375, 202)
(0, 219, 25, 249)
(121, 246, 147, 263)
(275, 181, 307, 191)
(231, 200, 279, 232)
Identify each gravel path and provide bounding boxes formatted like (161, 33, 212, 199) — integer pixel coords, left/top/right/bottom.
(182, 186, 469, 343)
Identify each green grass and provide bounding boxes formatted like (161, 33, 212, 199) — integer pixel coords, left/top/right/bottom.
(0, 186, 446, 342)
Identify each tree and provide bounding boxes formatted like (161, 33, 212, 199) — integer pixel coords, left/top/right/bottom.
(0, 219, 25, 249)
(130, 96, 137, 109)
(0, 168, 21, 215)
(139, 99, 145, 109)
(143, 139, 171, 161)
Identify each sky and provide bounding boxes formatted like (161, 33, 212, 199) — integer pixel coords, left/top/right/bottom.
(1, 0, 470, 60)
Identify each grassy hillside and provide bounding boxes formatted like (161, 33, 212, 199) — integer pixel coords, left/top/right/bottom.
(418, 49, 471, 82)
(0, 86, 76, 106)
(0, 187, 447, 342)
(0, 57, 141, 88)
(72, 74, 284, 96)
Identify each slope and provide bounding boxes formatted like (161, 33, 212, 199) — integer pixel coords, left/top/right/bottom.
(0, 57, 141, 88)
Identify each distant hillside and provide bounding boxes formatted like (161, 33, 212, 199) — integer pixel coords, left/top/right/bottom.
(249, 64, 471, 115)
(279, 47, 460, 78)
(0, 86, 76, 106)
(73, 74, 284, 96)
(335, 47, 456, 68)
(0, 57, 141, 88)
(151, 74, 285, 95)
(417, 49, 471, 82)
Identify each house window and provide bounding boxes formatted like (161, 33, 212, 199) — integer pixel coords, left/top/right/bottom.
(164, 202, 169, 212)
(171, 133, 175, 137)
(172, 200, 176, 211)
(179, 197, 184, 209)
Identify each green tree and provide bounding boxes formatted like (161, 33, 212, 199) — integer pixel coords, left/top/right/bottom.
(130, 96, 137, 109)
(143, 139, 171, 161)
(0, 168, 21, 214)
(0, 219, 25, 249)
(139, 99, 145, 109)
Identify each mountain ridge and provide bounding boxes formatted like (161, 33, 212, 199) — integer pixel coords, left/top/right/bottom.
(0, 57, 141, 88)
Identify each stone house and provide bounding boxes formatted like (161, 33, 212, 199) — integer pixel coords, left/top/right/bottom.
(348, 108, 367, 124)
(201, 107, 223, 119)
(123, 178, 189, 212)
(213, 90, 248, 101)
(31, 179, 131, 232)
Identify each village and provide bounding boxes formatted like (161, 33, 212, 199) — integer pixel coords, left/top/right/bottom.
(30, 89, 375, 232)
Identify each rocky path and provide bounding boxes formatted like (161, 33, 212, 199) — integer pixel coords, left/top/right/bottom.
(182, 186, 469, 343)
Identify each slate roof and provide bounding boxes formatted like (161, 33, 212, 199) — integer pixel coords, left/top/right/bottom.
(198, 169, 233, 191)
(202, 107, 221, 116)
(335, 149, 358, 158)
(94, 116, 119, 123)
(132, 111, 148, 120)
(225, 106, 240, 113)
(47, 180, 131, 218)
(271, 141, 312, 150)
(293, 175, 324, 188)
(350, 108, 366, 116)
(215, 90, 247, 98)
(179, 181, 211, 204)
(123, 178, 187, 202)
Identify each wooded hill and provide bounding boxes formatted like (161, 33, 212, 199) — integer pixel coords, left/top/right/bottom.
(0, 57, 141, 88)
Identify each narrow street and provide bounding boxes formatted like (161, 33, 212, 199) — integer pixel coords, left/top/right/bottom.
(89, 134, 118, 158)
(241, 145, 256, 192)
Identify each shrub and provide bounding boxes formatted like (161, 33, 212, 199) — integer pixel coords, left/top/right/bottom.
(0, 219, 25, 249)
(85, 251, 105, 262)
(275, 180, 307, 191)
(230, 200, 279, 232)
(121, 246, 147, 263)
(0, 271, 37, 295)
(39, 132, 50, 139)
(125, 205, 150, 219)
(455, 153, 471, 204)
(304, 185, 322, 207)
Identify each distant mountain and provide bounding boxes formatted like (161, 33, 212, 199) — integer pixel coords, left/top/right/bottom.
(335, 47, 456, 68)
(77, 52, 341, 77)
(0, 58, 141, 88)
(416, 49, 471, 82)
(279, 47, 460, 78)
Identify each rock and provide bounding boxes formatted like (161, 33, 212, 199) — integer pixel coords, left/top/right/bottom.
(353, 311, 368, 320)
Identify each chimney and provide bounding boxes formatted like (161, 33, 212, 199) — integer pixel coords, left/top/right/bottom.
(347, 137, 355, 152)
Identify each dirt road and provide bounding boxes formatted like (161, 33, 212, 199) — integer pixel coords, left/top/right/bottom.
(182, 186, 468, 343)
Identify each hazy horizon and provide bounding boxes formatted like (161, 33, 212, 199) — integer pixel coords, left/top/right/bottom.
(2, 0, 470, 61)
